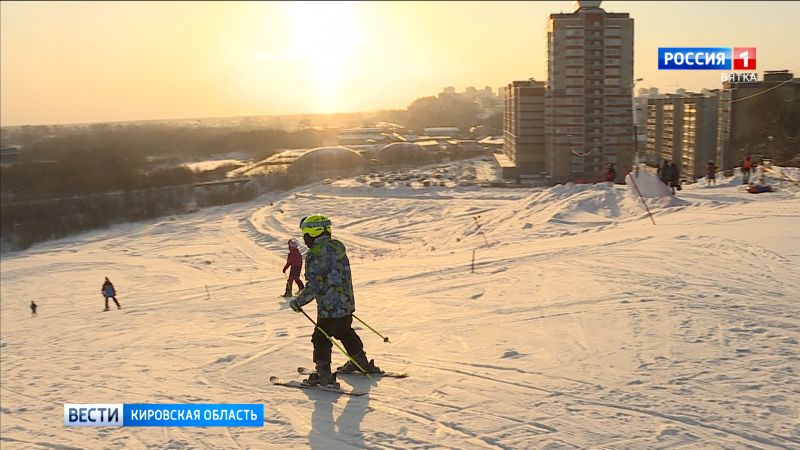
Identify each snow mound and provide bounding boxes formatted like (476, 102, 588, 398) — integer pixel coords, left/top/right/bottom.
(474, 182, 685, 240)
(625, 171, 672, 198)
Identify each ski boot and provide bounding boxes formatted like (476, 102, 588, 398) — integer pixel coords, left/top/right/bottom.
(337, 352, 381, 374)
(283, 280, 293, 298)
(303, 361, 338, 387)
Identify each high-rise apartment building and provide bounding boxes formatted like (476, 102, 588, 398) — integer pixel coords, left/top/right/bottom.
(644, 97, 664, 166)
(717, 70, 800, 169)
(682, 93, 719, 179)
(545, 0, 634, 183)
(662, 96, 685, 166)
(646, 92, 720, 179)
(502, 80, 546, 179)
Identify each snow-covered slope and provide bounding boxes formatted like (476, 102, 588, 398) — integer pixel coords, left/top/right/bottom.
(2, 167, 799, 449)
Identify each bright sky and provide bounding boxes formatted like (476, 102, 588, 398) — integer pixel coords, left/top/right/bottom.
(2, 1, 799, 126)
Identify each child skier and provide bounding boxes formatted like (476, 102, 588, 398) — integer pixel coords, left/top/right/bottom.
(289, 214, 380, 386)
(102, 277, 121, 311)
(283, 238, 305, 297)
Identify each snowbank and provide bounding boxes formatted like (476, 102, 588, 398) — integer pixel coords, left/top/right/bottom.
(625, 170, 672, 198)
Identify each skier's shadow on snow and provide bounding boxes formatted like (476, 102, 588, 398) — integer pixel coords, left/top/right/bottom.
(306, 376, 379, 450)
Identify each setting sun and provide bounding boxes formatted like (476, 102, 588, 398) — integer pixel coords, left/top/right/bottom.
(286, 2, 363, 112)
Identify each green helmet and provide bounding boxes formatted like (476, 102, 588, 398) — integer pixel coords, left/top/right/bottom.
(300, 214, 332, 238)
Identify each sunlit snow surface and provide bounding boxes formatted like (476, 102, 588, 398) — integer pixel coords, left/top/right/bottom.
(2, 162, 798, 449)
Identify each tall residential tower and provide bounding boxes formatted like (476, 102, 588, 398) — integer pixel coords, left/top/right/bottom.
(545, 0, 634, 182)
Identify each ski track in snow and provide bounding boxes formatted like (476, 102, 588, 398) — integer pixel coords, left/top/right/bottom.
(2, 166, 799, 449)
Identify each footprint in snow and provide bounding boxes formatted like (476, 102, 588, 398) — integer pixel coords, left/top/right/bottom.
(213, 354, 236, 364)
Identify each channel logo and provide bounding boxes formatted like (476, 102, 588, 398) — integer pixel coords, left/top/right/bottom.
(658, 47, 756, 70)
(64, 403, 264, 427)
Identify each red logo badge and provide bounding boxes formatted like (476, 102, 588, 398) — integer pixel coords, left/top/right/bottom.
(733, 47, 756, 70)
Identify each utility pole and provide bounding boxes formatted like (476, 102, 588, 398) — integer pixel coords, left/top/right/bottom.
(632, 78, 644, 168)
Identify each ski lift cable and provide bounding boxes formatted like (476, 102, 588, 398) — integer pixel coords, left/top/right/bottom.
(730, 79, 794, 103)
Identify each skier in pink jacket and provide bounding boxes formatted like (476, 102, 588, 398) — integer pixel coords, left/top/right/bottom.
(283, 238, 305, 297)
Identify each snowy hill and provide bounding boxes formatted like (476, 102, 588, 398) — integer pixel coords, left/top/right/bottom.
(1, 166, 799, 449)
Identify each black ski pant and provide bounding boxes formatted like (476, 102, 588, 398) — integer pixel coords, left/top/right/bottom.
(105, 296, 120, 309)
(312, 315, 364, 364)
(284, 267, 304, 295)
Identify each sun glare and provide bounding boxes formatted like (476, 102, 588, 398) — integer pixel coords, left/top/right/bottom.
(286, 2, 362, 112)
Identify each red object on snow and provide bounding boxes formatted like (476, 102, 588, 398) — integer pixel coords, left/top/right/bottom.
(747, 185, 773, 194)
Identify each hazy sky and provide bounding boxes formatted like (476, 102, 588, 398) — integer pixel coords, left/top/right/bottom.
(2, 1, 799, 126)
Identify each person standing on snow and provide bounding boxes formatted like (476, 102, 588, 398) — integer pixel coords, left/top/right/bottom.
(669, 162, 681, 194)
(604, 163, 616, 183)
(658, 160, 672, 187)
(102, 277, 121, 311)
(289, 214, 380, 386)
(707, 161, 718, 186)
(742, 155, 752, 184)
(283, 238, 305, 297)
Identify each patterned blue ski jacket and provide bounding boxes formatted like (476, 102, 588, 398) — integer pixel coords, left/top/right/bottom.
(293, 235, 355, 318)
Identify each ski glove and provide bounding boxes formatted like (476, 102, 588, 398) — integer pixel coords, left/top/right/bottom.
(289, 298, 302, 313)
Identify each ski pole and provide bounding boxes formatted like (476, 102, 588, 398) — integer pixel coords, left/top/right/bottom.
(627, 172, 656, 225)
(473, 216, 491, 247)
(298, 308, 371, 377)
(352, 313, 390, 343)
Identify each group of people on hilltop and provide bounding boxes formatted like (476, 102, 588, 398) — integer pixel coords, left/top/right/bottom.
(655, 155, 758, 192)
(657, 160, 682, 195)
(704, 156, 752, 188)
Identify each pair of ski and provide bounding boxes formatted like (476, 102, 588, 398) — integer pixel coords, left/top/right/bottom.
(270, 367, 408, 396)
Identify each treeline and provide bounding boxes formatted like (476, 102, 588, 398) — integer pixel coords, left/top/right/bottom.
(0, 181, 269, 252)
(2, 186, 193, 251)
(0, 123, 337, 251)
(2, 125, 336, 200)
(372, 95, 501, 133)
(9, 123, 337, 163)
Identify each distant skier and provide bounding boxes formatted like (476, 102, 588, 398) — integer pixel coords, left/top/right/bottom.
(30, 301, 37, 317)
(283, 238, 305, 297)
(102, 277, 121, 311)
(604, 163, 616, 183)
(742, 155, 752, 184)
(289, 214, 380, 386)
(669, 162, 681, 194)
(707, 161, 718, 186)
